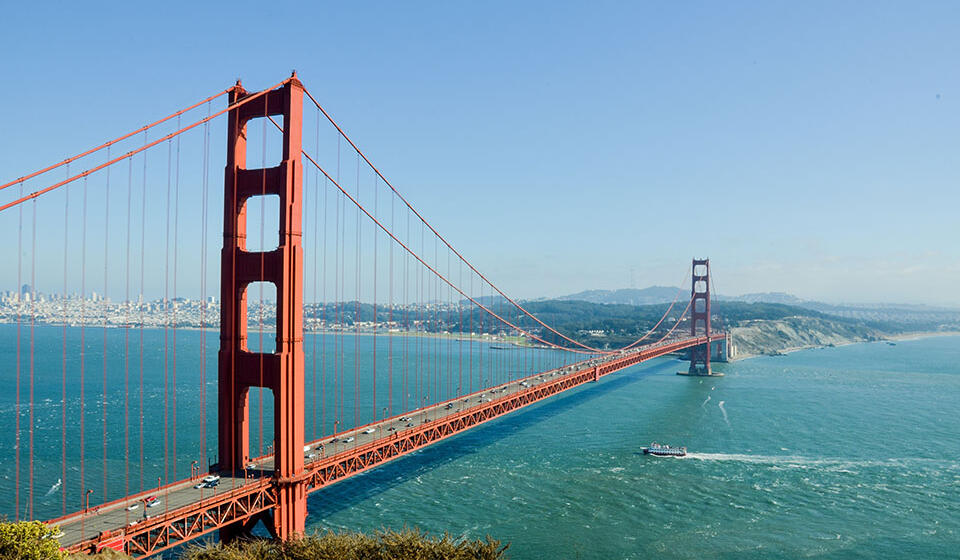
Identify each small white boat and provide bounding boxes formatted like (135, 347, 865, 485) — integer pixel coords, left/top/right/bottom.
(642, 442, 687, 457)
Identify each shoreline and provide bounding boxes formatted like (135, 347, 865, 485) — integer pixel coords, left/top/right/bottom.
(0, 321, 533, 347)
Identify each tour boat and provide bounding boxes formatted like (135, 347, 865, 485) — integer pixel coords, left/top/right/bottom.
(642, 442, 686, 457)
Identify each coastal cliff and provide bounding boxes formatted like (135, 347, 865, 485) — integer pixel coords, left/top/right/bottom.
(729, 316, 884, 359)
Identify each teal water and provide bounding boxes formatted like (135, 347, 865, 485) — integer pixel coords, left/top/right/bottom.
(0, 324, 573, 520)
(2, 327, 959, 558)
(304, 336, 960, 559)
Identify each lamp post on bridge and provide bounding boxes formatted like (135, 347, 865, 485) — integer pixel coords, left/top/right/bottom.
(84, 489, 93, 514)
(333, 420, 340, 455)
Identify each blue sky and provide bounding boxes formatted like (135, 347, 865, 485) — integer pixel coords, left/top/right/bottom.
(0, 1, 957, 305)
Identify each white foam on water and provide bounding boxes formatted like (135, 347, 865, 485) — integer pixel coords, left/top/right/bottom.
(701, 395, 711, 408)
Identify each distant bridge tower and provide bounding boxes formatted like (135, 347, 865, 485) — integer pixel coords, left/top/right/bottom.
(685, 258, 722, 376)
(218, 75, 307, 539)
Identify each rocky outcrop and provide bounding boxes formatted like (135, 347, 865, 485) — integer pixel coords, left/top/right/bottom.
(729, 316, 884, 359)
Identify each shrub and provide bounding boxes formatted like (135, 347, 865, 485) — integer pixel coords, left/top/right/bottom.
(0, 520, 65, 560)
(184, 528, 508, 560)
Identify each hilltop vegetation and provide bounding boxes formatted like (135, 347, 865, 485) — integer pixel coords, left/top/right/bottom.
(184, 529, 507, 560)
(0, 522, 506, 560)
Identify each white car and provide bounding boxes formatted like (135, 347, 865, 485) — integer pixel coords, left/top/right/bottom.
(343, 436, 355, 443)
(202, 475, 220, 484)
(125, 503, 139, 511)
(362, 428, 375, 434)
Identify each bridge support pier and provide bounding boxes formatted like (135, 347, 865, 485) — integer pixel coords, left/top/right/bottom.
(218, 75, 307, 539)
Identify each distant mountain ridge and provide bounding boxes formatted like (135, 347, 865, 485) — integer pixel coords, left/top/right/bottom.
(555, 286, 683, 306)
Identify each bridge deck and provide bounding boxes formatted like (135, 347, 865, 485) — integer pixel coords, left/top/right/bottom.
(51, 334, 724, 557)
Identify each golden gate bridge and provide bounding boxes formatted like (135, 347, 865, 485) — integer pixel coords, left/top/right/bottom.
(0, 73, 727, 557)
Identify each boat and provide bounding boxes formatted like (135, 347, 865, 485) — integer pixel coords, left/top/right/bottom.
(642, 442, 686, 457)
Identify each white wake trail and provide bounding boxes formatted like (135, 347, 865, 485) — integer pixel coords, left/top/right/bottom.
(44, 478, 62, 497)
(718, 400, 730, 426)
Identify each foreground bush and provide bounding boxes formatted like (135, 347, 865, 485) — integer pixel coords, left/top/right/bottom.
(0, 520, 65, 560)
(185, 528, 509, 560)
(0, 521, 505, 560)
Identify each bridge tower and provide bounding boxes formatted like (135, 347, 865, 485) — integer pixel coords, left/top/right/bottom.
(686, 258, 721, 376)
(218, 76, 306, 539)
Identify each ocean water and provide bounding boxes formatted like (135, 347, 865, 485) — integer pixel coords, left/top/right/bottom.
(303, 336, 960, 559)
(2, 326, 959, 558)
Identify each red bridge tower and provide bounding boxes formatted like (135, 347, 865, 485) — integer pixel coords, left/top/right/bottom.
(218, 76, 306, 539)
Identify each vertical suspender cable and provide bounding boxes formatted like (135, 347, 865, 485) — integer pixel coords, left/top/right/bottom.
(403, 208, 410, 413)
(199, 103, 211, 466)
(333, 185, 339, 431)
(163, 137, 171, 485)
(417, 222, 423, 408)
(334, 136, 340, 433)
(102, 147, 111, 504)
(458, 258, 463, 400)
(29, 197, 37, 519)
(434, 237, 439, 403)
(373, 174, 378, 421)
(355, 153, 361, 432)
(469, 272, 473, 395)
(172, 118, 182, 479)
(321, 175, 328, 437)
(312, 109, 320, 440)
(15, 183, 22, 520)
(139, 134, 147, 493)
(388, 190, 394, 417)
(80, 177, 87, 531)
(479, 279, 484, 390)
(124, 156, 132, 517)
(448, 248, 453, 401)
(61, 169, 70, 516)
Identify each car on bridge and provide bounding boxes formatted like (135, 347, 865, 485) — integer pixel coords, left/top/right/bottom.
(194, 474, 221, 489)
